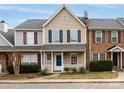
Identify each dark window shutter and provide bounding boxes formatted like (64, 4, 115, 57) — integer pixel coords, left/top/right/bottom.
(108, 31, 111, 43)
(34, 32, 38, 44)
(67, 30, 70, 42)
(78, 30, 81, 42)
(118, 31, 121, 43)
(23, 32, 27, 44)
(102, 31, 105, 43)
(37, 53, 41, 65)
(48, 30, 52, 43)
(92, 31, 95, 43)
(59, 30, 63, 43)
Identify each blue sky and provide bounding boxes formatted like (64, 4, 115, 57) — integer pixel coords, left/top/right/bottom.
(0, 4, 124, 28)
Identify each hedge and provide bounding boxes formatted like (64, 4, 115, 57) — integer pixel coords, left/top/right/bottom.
(7, 64, 40, 74)
(90, 60, 113, 71)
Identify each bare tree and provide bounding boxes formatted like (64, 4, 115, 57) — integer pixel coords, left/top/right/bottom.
(8, 52, 22, 75)
(0, 53, 7, 73)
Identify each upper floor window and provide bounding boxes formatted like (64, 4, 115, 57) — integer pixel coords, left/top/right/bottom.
(27, 32, 34, 45)
(48, 30, 63, 43)
(95, 31, 102, 43)
(92, 53, 105, 61)
(67, 29, 81, 43)
(111, 31, 118, 43)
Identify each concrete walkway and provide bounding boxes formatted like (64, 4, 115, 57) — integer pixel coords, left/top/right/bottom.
(0, 72, 124, 84)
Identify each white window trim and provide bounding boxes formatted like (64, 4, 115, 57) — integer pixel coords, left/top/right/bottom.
(46, 53, 51, 61)
(70, 53, 78, 65)
(27, 32, 34, 45)
(111, 31, 118, 43)
(70, 29, 78, 43)
(51, 29, 60, 44)
(95, 31, 102, 43)
(92, 52, 106, 61)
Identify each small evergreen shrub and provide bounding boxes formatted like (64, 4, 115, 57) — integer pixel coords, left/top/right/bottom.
(78, 67, 86, 73)
(64, 67, 70, 72)
(90, 60, 113, 72)
(70, 67, 77, 73)
(7, 65, 14, 74)
(39, 69, 48, 75)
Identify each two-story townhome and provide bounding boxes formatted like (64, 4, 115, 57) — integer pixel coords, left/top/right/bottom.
(14, 4, 87, 73)
(87, 18, 124, 70)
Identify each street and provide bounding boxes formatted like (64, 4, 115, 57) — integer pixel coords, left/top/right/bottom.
(0, 83, 124, 89)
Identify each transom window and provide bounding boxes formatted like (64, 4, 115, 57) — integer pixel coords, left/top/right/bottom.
(71, 54, 78, 65)
(47, 54, 51, 61)
(70, 29, 78, 43)
(52, 30, 60, 43)
(92, 53, 105, 61)
(95, 31, 102, 43)
(27, 32, 34, 45)
(111, 31, 118, 43)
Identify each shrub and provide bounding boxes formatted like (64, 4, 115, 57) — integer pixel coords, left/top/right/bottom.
(70, 67, 77, 73)
(7, 64, 40, 74)
(64, 67, 70, 72)
(90, 60, 113, 72)
(7, 65, 14, 74)
(78, 67, 86, 74)
(39, 69, 48, 75)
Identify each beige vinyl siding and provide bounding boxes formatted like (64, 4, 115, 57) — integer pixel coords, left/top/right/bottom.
(44, 8, 86, 44)
(0, 36, 10, 46)
(15, 30, 43, 46)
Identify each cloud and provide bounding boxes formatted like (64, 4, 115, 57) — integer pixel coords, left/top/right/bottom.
(0, 5, 54, 14)
(89, 4, 121, 9)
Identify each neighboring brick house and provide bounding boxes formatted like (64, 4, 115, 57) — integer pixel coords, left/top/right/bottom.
(87, 18, 124, 70)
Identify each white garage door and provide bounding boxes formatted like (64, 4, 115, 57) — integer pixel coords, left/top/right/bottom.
(22, 53, 38, 64)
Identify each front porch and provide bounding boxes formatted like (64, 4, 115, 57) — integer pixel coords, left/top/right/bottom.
(41, 51, 86, 73)
(108, 46, 124, 70)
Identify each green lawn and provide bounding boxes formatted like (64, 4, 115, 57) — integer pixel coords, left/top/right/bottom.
(46, 71, 118, 79)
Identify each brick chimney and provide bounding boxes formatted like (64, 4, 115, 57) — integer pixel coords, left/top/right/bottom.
(0, 20, 9, 32)
(82, 10, 88, 26)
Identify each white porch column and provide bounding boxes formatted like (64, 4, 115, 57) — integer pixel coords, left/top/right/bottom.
(120, 52, 123, 69)
(51, 52, 53, 73)
(43, 52, 46, 69)
(111, 52, 113, 61)
(40, 52, 43, 69)
(84, 52, 86, 69)
(61, 52, 64, 72)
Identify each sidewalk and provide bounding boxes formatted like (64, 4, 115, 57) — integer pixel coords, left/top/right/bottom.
(0, 72, 124, 84)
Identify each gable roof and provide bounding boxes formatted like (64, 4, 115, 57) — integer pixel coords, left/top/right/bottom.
(108, 45, 124, 52)
(88, 19, 124, 30)
(15, 19, 47, 30)
(43, 4, 86, 28)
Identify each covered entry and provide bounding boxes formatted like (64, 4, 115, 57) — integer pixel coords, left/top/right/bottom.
(108, 45, 124, 69)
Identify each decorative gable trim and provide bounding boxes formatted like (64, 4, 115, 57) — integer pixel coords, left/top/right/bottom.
(43, 4, 86, 28)
(108, 45, 124, 52)
(0, 34, 14, 47)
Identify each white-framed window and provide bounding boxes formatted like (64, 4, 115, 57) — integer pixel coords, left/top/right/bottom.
(95, 31, 102, 43)
(22, 53, 38, 64)
(70, 29, 78, 43)
(92, 53, 106, 61)
(71, 54, 78, 65)
(27, 32, 34, 45)
(52, 30, 60, 43)
(47, 54, 51, 61)
(111, 31, 118, 43)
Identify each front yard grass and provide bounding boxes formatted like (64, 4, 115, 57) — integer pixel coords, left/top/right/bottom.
(46, 71, 118, 79)
(0, 73, 52, 80)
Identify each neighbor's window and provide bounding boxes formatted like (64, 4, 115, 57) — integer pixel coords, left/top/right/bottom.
(95, 31, 102, 43)
(92, 53, 105, 61)
(52, 30, 60, 43)
(47, 54, 51, 61)
(27, 32, 34, 45)
(71, 54, 78, 65)
(111, 31, 118, 43)
(70, 29, 78, 43)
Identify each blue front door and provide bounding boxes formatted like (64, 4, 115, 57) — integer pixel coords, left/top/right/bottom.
(54, 55, 62, 70)
(56, 55, 62, 66)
